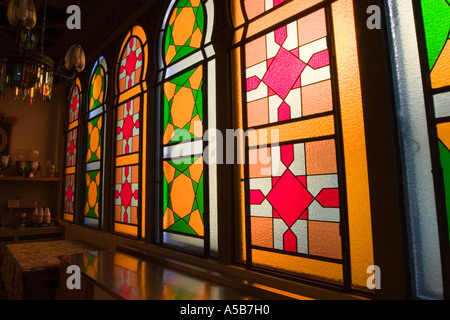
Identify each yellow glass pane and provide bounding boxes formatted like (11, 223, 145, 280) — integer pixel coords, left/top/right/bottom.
(252, 249, 343, 284)
(64, 213, 74, 222)
(232, 47, 247, 262)
(431, 40, 450, 89)
(437, 122, 450, 147)
(332, 0, 373, 289)
(114, 223, 138, 237)
(68, 120, 78, 131)
(65, 166, 76, 175)
(231, 0, 245, 28)
(141, 93, 147, 238)
(115, 153, 139, 167)
(247, 115, 335, 147)
(246, 0, 324, 38)
(118, 85, 142, 104)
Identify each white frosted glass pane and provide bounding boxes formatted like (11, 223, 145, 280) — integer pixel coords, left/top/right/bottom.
(434, 91, 450, 119)
(163, 140, 203, 159)
(386, 0, 443, 300)
(208, 59, 218, 255)
(86, 162, 101, 172)
(204, 0, 214, 44)
(166, 51, 204, 78)
(163, 232, 204, 254)
(88, 107, 103, 120)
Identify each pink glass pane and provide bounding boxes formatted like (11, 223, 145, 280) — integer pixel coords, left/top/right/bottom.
(245, 9, 331, 127)
(244, 0, 287, 20)
(116, 97, 140, 156)
(114, 165, 139, 225)
(66, 129, 78, 167)
(69, 85, 80, 124)
(248, 140, 341, 259)
(64, 174, 75, 214)
(118, 36, 143, 93)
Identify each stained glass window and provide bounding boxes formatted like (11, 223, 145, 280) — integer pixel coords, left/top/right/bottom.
(419, 0, 450, 245)
(232, 0, 373, 288)
(113, 26, 148, 238)
(157, 0, 217, 255)
(63, 79, 81, 223)
(83, 56, 108, 229)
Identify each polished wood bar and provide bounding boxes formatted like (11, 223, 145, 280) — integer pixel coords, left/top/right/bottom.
(58, 249, 273, 300)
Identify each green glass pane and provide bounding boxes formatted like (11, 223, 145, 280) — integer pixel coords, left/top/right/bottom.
(86, 116, 103, 163)
(420, 0, 450, 70)
(89, 65, 105, 111)
(438, 140, 450, 244)
(163, 156, 203, 237)
(85, 170, 100, 219)
(164, 66, 203, 145)
(164, 0, 205, 65)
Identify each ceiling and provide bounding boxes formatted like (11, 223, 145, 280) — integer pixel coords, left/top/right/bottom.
(0, 0, 134, 66)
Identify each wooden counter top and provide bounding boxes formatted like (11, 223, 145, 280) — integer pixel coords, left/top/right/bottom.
(59, 249, 264, 300)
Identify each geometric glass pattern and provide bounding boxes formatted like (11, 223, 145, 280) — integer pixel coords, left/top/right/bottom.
(63, 79, 82, 223)
(116, 97, 140, 157)
(163, 157, 204, 237)
(113, 25, 148, 238)
(69, 84, 80, 124)
(248, 140, 341, 260)
(245, 8, 331, 127)
(83, 56, 108, 229)
(64, 174, 76, 215)
(163, 65, 203, 145)
(438, 124, 450, 244)
(164, 0, 204, 66)
(85, 170, 100, 220)
(114, 165, 139, 227)
(420, 0, 450, 89)
(158, 0, 216, 255)
(89, 63, 106, 111)
(118, 36, 143, 93)
(244, 7, 342, 264)
(86, 117, 103, 163)
(231, 0, 375, 287)
(419, 0, 450, 244)
(66, 129, 77, 167)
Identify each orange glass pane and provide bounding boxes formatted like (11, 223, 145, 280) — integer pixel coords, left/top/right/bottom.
(252, 249, 343, 283)
(246, 0, 324, 38)
(247, 115, 335, 147)
(332, 0, 373, 289)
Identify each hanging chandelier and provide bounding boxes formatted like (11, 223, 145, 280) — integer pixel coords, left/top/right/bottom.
(0, 0, 86, 105)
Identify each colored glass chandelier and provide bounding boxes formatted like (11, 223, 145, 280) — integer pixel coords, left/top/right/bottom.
(0, 0, 85, 105)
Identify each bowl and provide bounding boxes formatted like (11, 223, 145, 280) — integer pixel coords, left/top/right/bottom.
(16, 161, 40, 178)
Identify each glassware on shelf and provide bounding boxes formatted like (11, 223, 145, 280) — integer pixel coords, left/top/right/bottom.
(0, 155, 11, 177)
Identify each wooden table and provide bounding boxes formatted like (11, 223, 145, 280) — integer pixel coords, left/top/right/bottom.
(0, 240, 96, 299)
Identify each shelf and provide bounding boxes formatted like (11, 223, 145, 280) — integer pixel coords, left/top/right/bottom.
(0, 176, 61, 182)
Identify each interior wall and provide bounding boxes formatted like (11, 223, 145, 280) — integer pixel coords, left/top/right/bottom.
(0, 83, 65, 173)
(0, 82, 65, 226)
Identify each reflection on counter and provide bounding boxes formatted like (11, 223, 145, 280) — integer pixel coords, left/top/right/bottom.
(60, 250, 262, 300)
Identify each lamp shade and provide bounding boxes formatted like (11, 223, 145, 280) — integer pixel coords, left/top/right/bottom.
(7, 0, 37, 30)
(65, 44, 86, 73)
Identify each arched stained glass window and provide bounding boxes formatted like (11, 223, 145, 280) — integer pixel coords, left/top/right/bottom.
(157, 0, 217, 255)
(83, 56, 108, 229)
(231, 0, 374, 289)
(113, 26, 148, 238)
(63, 78, 82, 223)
